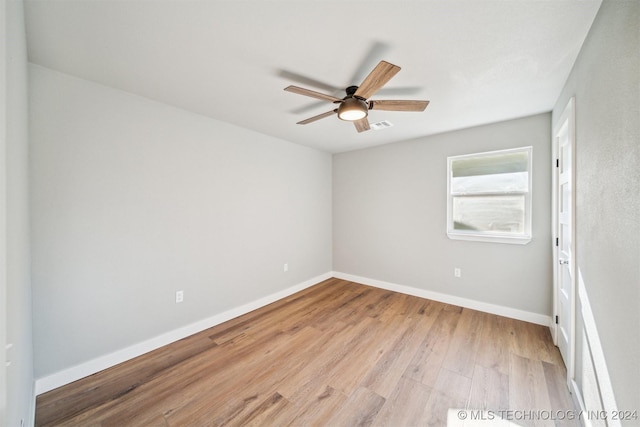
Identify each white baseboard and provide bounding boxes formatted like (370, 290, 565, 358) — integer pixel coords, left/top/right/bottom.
(331, 271, 552, 326)
(34, 272, 332, 396)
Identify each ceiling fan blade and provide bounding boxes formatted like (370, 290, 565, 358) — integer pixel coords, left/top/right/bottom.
(291, 100, 333, 115)
(277, 70, 340, 93)
(374, 86, 423, 97)
(354, 60, 401, 100)
(353, 118, 370, 133)
(370, 100, 430, 112)
(297, 109, 337, 125)
(285, 86, 342, 103)
(348, 40, 391, 84)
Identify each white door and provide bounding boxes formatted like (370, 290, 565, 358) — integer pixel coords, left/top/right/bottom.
(553, 98, 575, 381)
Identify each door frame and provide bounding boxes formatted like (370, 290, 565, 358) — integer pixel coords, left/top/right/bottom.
(551, 96, 577, 384)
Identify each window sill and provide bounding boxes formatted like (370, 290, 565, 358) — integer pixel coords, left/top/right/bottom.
(447, 232, 532, 245)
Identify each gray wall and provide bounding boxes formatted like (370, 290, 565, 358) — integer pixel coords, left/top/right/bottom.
(29, 65, 332, 378)
(3, 0, 35, 425)
(333, 113, 552, 316)
(552, 0, 640, 413)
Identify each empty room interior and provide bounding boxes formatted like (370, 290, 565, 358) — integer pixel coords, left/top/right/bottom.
(2, 0, 639, 426)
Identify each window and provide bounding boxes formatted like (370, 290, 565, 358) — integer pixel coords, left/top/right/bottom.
(447, 146, 532, 244)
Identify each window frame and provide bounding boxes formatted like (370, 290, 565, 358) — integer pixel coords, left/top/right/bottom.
(446, 146, 533, 245)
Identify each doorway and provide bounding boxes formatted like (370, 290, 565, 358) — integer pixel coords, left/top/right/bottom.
(552, 97, 576, 385)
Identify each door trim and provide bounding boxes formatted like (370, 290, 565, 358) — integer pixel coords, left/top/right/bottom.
(552, 96, 576, 384)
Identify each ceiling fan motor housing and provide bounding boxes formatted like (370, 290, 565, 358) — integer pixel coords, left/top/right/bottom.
(345, 85, 359, 96)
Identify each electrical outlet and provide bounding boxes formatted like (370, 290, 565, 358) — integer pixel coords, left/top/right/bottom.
(454, 268, 462, 278)
(284, 263, 288, 272)
(175, 290, 184, 303)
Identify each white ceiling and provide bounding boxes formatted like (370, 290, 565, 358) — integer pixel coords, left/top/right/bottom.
(24, 0, 602, 153)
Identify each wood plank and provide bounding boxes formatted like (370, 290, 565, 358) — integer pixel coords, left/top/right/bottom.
(164, 325, 324, 426)
(66, 322, 308, 425)
(326, 318, 409, 396)
(372, 377, 433, 426)
(508, 318, 563, 365)
(360, 308, 441, 398)
(312, 285, 377, 328)
(433, 367, 472, 404)
(221, 392, 296, 427)
(509, 353, 554, 427)
(468, 364, 509, 411)
(442, 308, 485, 378)
(423, 390, 467, 427)
(419, 368, 473, 426)
(403, 307, 461, 387)
(287, 385, 348, 426)
(475, 312, 511, 375)
(277, 317, 377, 403)
(90, 337, 274, 425)
(542, 361, 581, 427)
(324, 386, 386, 427)
(34, 331, 218, 426)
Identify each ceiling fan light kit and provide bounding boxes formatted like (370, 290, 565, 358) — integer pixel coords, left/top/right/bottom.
(337, 96, 368, 121)
(284, 60, 429, 133)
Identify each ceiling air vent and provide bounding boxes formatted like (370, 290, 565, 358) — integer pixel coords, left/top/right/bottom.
(370, 120, 393, 131)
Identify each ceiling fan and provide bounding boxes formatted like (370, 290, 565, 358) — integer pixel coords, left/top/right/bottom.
(284, 60, 429, 133)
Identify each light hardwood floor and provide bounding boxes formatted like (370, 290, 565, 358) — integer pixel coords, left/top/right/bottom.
(36, 278, 578, 427)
